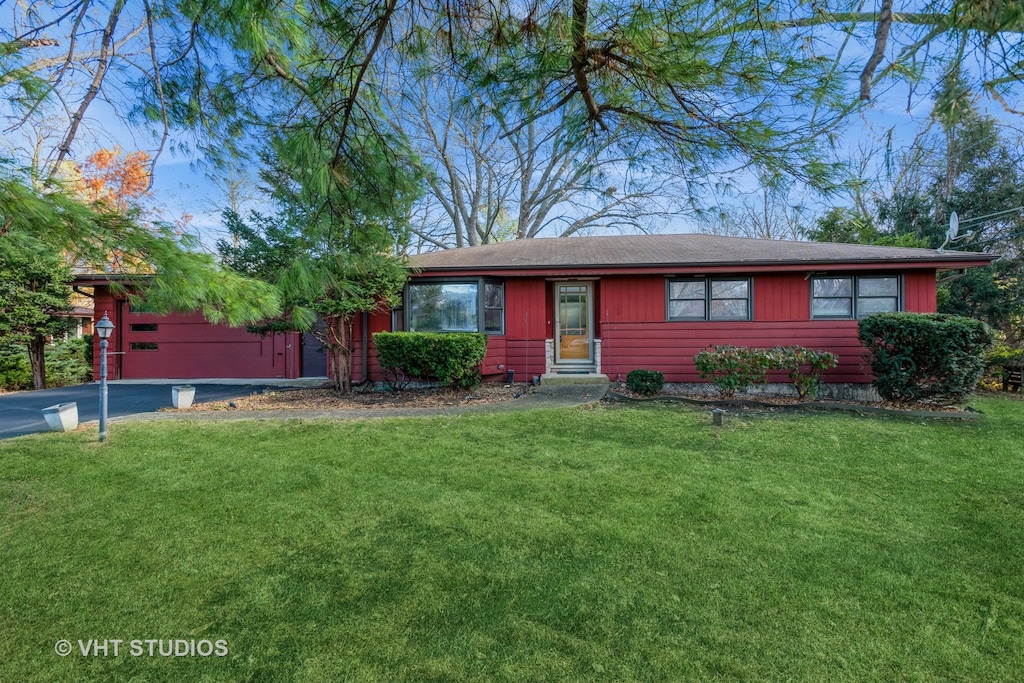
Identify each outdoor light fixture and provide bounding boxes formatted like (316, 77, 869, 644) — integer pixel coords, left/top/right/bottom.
(95, 313, 114, 442)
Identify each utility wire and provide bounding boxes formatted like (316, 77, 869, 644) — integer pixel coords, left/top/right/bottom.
(958, 206, 1024, 226)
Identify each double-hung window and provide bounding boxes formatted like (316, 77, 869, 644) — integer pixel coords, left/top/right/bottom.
(667, 278, 751, 321)
(405, 279, 505, 334)
(811, 275, 900, 319)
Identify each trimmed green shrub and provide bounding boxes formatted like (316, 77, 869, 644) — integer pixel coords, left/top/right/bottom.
(858, 312, 994, 404)
(693, 345, 775, 397)
(374, 331, 488, 389)
(773, 346, 839, 399)
(626, 369, 664, 396)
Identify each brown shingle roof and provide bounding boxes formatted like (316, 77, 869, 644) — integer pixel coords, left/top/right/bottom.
(410, 234, 993, 272)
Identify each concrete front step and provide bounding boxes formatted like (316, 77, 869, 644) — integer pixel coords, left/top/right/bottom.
(540, 373, 610, 386)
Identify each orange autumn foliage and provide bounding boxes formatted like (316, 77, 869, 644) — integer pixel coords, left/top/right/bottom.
(71, 147, 154, 274)
(78, 147, 152, 211)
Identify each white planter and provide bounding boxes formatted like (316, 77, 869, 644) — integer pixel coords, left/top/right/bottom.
(172, 385, 196, 409)
(42, 402, 79, 432)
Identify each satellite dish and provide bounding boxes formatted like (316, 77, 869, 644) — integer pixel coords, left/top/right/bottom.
(938, 211, 968, 253)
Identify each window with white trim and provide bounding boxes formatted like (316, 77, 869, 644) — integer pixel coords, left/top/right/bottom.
(811, 275, 900, 319)
(667, 278, 751, 321)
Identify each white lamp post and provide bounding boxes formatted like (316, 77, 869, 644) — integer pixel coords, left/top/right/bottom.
(95, 313, 115, 442)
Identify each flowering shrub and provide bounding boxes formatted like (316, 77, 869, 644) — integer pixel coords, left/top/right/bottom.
(693, 345, 775, 397)
(693, 345, 838, 399)
(772, 346, 838, 399)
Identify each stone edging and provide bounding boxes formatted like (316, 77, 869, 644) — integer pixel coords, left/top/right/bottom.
(604, 391, 983, 420)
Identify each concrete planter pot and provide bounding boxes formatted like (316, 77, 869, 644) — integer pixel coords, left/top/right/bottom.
(172, 385, 196, 409)
(42, 402, 79, 432)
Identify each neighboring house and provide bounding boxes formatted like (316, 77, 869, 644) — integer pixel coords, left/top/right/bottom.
(53, 305, 95, 340)
(78, 235, 993, 385)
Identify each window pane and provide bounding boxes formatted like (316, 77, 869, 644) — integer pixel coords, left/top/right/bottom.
(669, 299, 705, 319)
(484, 282, 503, 308)
(710, 299, 748, 319)
(408, 283, 478, 332)
(670, 280, 705, 300)
(483, 282, 504, 334)
(858, 277, 898, 297)
(812, 297, 852, 317)
(711, 280, 748, 299)
(857, 297, 898, 316)
(484, 308, 502, 333)
(813, 277, 852, 297)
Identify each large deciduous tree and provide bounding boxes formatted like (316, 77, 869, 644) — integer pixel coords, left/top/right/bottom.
(387, 61, 683, 248)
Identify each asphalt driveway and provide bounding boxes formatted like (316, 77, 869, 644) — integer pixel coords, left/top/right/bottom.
(0, 383, 277, 440)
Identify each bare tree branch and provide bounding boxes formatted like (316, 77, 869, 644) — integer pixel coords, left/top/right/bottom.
(860, 0, 893, 100)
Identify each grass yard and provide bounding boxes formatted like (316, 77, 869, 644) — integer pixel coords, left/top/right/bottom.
(1, 398, 1023, 682)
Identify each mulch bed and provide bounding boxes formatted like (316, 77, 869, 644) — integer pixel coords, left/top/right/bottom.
(178, 383, 531, 412)
(605, 388, 983, 419)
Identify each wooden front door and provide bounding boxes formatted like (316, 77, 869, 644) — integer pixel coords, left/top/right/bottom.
(555, 282, 593, 363)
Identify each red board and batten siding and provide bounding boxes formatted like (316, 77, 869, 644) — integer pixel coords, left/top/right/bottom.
(91, 287, 301, 380)
(597, 270, 939, 384)
(360, 278, 550, 381)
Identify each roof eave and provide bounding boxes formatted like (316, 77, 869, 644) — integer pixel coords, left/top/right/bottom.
(411, 255, 995, 275)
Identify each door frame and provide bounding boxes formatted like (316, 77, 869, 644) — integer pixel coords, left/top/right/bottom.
(554, 281, 594, 364)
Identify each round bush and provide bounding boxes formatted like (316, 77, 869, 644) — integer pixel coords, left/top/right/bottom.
(626, 369, 664, 396)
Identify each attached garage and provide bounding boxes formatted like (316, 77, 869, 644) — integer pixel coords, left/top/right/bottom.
(77, 275, 322, 380)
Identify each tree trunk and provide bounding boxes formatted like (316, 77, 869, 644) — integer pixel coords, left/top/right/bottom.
(325, 315, 353, 393)
(28, 335, 47, 390)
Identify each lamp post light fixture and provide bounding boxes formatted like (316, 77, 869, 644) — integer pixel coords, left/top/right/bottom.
(95, 313, 115, 442)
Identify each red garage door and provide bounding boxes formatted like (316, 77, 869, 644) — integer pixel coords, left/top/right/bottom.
(117, 306, 297, 379)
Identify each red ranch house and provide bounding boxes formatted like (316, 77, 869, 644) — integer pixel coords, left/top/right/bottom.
(80, 235, 993, 385)
(396, 235, 992, 386)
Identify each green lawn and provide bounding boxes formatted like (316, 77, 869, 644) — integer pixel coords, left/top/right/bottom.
(2, 398, 1023, 682)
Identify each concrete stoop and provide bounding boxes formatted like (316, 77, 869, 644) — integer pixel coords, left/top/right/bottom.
(539, 372, 610, 386)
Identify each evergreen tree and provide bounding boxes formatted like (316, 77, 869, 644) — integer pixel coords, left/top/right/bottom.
(0, 236, 75, 390)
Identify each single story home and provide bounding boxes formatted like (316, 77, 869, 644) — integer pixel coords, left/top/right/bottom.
(79, 234, 993, 385)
